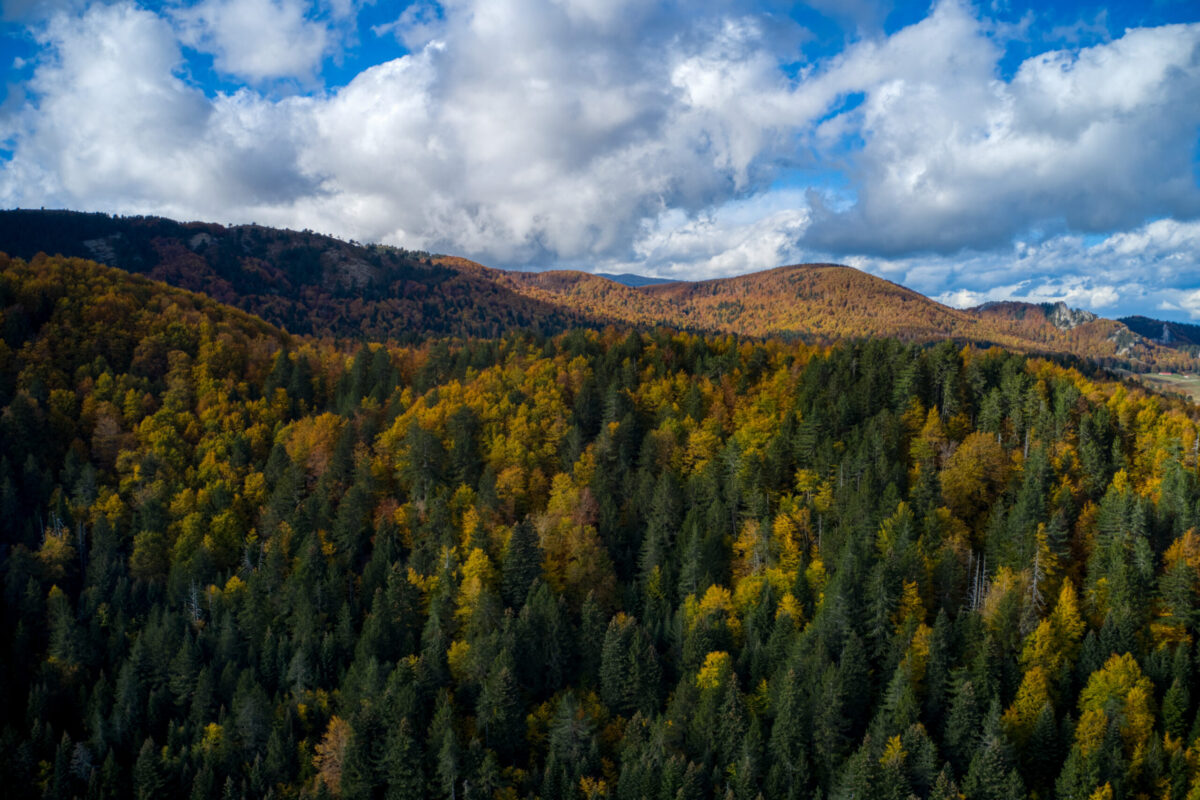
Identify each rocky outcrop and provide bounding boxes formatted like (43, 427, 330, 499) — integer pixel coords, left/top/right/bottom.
(1045, 301, 1097, 330)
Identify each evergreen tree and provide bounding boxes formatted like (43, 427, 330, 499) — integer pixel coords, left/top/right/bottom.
(384, 718, 425, 800)
(766, 669, 811, 800)
(476, 650, 523, 757)
(963, 704, 1024, 800)
(133, 738, 165, 800)
(501, 520, 542, 609)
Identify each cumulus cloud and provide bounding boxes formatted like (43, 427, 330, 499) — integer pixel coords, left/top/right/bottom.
(1, 0, 1199, 313)
(933, 280, 1121, 311)
(371, 1, 445, 51)
(1179, 291, 1200, 320)
(2, 0, 825, 266)
(266, 0, 810, 265)
(174, 0, 329, 83)
(619, 190, 811, 279)
(0, 3, 316, 218)
(802, 3, 1200, 255)
(836, 218, 1200, 319)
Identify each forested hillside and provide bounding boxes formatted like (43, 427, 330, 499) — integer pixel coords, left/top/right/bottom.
(0, 211, 589, 342)
(2, 209, 1194, 373)
(501, 266, 1191, 370)
(4, 253, 1200, 800)
(1121, 317, 1200, 353)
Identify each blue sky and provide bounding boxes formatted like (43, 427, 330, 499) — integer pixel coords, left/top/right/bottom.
(2, 0, 1200, 320)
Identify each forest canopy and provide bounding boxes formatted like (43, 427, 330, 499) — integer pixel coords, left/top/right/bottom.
(3, 253, 1200, 800)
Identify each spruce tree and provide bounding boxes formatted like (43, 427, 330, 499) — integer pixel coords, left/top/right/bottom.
(766, 669, 811, 800)
(501, 520, 542, 609)
(133, 738, 165, 800)
(384, 718, 425, 800)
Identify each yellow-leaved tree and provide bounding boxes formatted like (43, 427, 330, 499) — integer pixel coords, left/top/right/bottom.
(940, 431, 1010, 529)
(1074, 653, 1155, 773)
(314, 715, 352, 796)
(1021, 579, 1086, 681)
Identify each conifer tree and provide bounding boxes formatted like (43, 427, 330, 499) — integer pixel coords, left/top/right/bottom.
(501, 520, 542, 609)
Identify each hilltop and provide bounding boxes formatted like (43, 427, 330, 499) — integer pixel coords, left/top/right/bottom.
(0, 209, 587, 341)
(1120, 315, 1200, 349)
(0, 209, 1193, 371)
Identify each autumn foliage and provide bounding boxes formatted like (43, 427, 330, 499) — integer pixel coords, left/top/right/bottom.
(4, 252, 1200, 800)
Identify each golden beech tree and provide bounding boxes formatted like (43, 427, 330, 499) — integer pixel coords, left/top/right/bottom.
(1075, 653, 1156, 773)
(536, 473, 616, 608)
(1022, 579, 1086, 680)
(940, 431, 1010, 527)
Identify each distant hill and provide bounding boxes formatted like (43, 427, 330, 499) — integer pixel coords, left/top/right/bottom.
(595, 272, 677, 287)
(1, 209, 1195, 371)
(495, 264, 1196, 370)
(1120, 315, 1200, 349)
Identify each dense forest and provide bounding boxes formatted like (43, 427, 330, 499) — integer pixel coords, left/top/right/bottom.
(5, 252, 1200, 800)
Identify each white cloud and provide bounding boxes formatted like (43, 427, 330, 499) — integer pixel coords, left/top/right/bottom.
(937, 288, 987, 308)
(801, 2, 1200, 255)
(286, 0, 811, 264)
(1, 0, 1199, 314)
(617, 190, 811, 279)
(174, 0, 329, 83)
(372, 1, 445, 51)
(845, 218, 1200, 319)
(1179, 291, 1200, 320)
(933, 280, 1120, 311)
(0, 3, 316, 219)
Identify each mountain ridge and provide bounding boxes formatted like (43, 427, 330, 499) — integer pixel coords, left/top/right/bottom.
(595, 271, 676, 287)
(1120, 314, 1200, 349)
(1, 208, 1194, 371)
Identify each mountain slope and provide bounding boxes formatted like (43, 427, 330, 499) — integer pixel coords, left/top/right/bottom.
(494, 263, 970, 340)
(1120, 315, 1200, 348)
(0, 209, 588, 341)
(970, 300, 1174, 367)
(595, 272, 676, 287)
(498, 263, 1196, 369)
(1, 209, 1193, 370)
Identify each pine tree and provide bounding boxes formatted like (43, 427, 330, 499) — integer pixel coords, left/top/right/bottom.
(638, 472, 681, 592)
(501, 520, 542, 608)
(341, 704, 386, 800)
(1023, 702, 1061, 795)
(600, 614, 661, 717)
(1162, 677, 1190, 740)
(578, 593, 608, 688)
(430, 693, 460, 800)
(812, 664, 849, 788)
(927, 766, 961, 800)
(476, 650, 522, 757)
(944, 679, 981, 774)
(384, 718, 425, 800)
(133, 738, 165, 800)
(963, 703, 1024, 800)
(830, 736, 876, 800)
(766, 669, 811, 800)
(716, 676, 749, 772)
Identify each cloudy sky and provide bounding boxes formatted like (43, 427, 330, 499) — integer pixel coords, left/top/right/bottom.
(2, 0, 1199, 319)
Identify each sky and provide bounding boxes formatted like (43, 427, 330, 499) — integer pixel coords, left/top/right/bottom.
(1, 0, 1199, 320)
